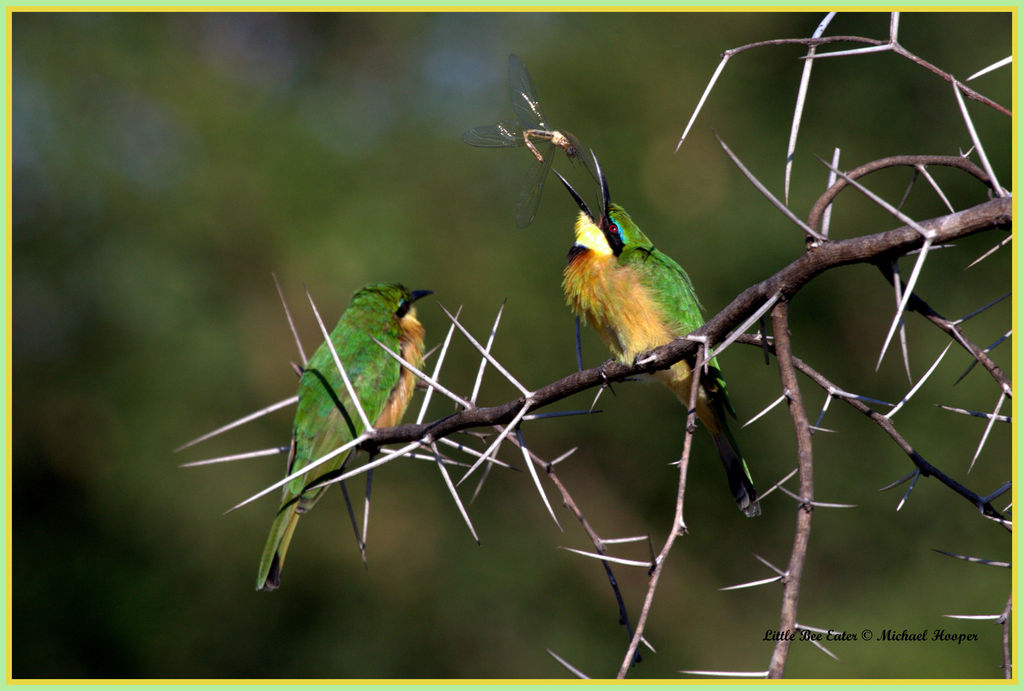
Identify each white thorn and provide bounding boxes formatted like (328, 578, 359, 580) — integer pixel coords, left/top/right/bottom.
(471, 301, 506, 404)
(884, 342, 951, 419)
(458, 403, 532, 485)
(272, 273, 307, 366)
(966, 56, 1015, 81)
(432, 443, 479, 543)
(677, 54, 731, 152)
(439, 304, 531, 398)
(896, 469, 921, 511)
(559, 547, 651, 568)
(711, 292, 781, 360)
(969, 391, 1006, 472)
(719, 574, 784, 591)
(515, 427, 560, 529)
(785, 12, 836, 204)
(805, 44, 893, 59)
(312, 441, 421, 492)
(179, 445, 288, 468)
(371, 336, 472, 410)
(715, 132, 827, 242)
(681, 670, 769, 679)
(225, 433, 369, 513)
(743, 393, 787, 428)
(876, 238, 933, 370)
(306, 290, 373, 432)
(546, 649, 589, 680)
(754, 467, 799, 501)
(951, 80, 1006, 196)
(966, 236, 1010, 269)
(175, 396, 299, 452)
(821, 148, 840, 237)
(416, 307, 462, 424)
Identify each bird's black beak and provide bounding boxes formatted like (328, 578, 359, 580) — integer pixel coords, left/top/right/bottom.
(554, 170, 596, 224)
(397, 289, 432, 318)
(591, 150, 610, 222)
(555, 150, 611, 228)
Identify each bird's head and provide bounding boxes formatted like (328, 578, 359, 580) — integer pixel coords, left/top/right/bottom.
(555, 153, 645, 258)
(354, 284, 433, 323)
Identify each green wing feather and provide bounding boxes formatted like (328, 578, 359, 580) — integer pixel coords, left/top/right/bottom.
(619, 241, 739, 413)
(614, 215, 759, 516)
(287, 310, 403, 506)
(256, 287, 406, 590)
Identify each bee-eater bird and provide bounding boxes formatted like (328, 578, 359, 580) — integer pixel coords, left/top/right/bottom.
(256, 283, 431, 591)
(557, 163, 760, 517)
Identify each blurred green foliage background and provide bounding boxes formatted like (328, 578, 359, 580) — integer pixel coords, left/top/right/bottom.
(11, 11, 1012, 680)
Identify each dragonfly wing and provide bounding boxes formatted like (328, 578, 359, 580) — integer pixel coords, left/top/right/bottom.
(515, 142, 555, 228)
(508, 54, 547, 130)
(564, 131, 601, 186)
(462, 119, 524, 148)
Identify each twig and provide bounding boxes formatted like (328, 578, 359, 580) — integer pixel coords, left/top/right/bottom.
(807, 156, 996, 227)
(733, 335, 1008, 525)
(1002, 593, 1012, 679)
(680, 18, 1008, 154)
(767, 303, 815, 678)
(802, 154, 1009, 393)
(544, 461, 641, 662)
(311, 195, 1009, 470)
(616, 345, 707, 679)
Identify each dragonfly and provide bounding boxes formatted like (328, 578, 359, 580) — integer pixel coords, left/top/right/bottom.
(463, 54, 600, 228)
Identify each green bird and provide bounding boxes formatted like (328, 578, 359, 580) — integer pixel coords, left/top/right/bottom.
(556, 162, 760, 517)
(257, 283, 431, 591)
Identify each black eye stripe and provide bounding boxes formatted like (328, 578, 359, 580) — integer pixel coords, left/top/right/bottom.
(604, 220, 624, 256)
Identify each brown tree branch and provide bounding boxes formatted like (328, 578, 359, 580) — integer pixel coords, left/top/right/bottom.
(543, 458, 643, 663)
(732, 334, 1009, 525)
(805, 155, 1010, 392)
(616, 345, 706, 679)
(1002, 592, 1012, 679)
(767, 303, 815, 678)
(721, 37, 1010, 117)
(362, 195, 1009, 450)
(873, 268, 1010, 394)
(806, 155, 996, 227)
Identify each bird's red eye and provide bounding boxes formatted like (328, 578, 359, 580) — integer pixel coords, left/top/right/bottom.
(603, 220, 624, 255)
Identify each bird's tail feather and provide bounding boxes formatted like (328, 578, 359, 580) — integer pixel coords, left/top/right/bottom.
(711, 429, 761, 517)
(256, 501, 301, 591)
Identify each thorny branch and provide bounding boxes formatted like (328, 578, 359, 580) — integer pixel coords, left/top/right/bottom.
(182, 12, 1010, 677)
(1002, 593, 1012, 679)
(766, 303, 815, 679)
(718, 35, 1009, 117)
(350, 185, 1006, 679)
(188, 158, 1009, 679)
(806, 155, 1010, 394)
(733, 333, 1009, 527)
(544, 458, 643, 664)
(615, 345, 706, 679)
(394, 166, 1006, 677)
(341, 194, 1010, 458)
(678, 18, 1010, 153)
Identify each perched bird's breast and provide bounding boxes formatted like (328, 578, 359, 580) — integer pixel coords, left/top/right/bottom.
(376, 311, 425, 429)
(563, 247, 676, 363)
